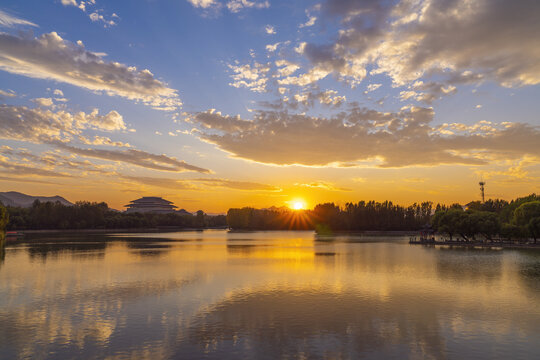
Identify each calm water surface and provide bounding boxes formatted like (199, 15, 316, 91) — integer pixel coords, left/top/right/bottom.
(0, 230, 539, 359)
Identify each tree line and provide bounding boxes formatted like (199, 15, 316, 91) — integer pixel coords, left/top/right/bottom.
(228, 200, 434, 232)
(431, 195, 540, 243)
(2, 194, 539, 242)
(2, 200, 227, 230)
(227, 194, 540, 242)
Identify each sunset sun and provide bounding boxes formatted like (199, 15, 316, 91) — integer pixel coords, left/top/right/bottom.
(292, 200, 306, 210)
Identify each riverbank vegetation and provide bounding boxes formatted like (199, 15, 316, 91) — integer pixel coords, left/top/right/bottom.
(2, 194, 538, 242)
(228, 194, 540, 243)
(228, 201, 434, 232)
(0, 203, 8, 232)
(2, 200, 226, 230)
(431, 195, 540, 243)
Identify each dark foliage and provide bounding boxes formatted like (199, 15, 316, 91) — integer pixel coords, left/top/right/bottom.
(432, 194, 539, 242)
(0, 203, 8, 232)
(227, 200, 433, 231)
(4, 200, 227, 230)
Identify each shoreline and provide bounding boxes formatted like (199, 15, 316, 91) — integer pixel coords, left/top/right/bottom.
(6, 226, 229, 236)
(316, 230, 416, 236)
(409, 239, 540, 249)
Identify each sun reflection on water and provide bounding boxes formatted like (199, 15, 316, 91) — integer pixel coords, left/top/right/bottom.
(0, 231, 538, 359)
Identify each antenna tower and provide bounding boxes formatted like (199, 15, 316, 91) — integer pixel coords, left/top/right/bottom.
(479, 180, 486, 203)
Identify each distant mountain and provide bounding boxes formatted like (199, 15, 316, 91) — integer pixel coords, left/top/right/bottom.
(0, 191, 73, 208)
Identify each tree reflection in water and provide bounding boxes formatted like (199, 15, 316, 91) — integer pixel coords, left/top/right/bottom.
(0, 232, 538, 359)
(184, 287, 448, 359)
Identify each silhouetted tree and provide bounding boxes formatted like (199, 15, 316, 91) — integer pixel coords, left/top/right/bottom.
(514, 201, 540, 243)
(5, 201, 226, 230)
(0, 203, 8, 232)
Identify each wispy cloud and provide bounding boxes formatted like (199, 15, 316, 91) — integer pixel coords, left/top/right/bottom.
(0, 156, 72, 178)
(0, 9, 37, 28)
(0, 104, 209, 173)
(0, 32, 181, 110)
(50, 141, 211, 173)
(294, 181, 351, 191)
(0, 89, 16, 98)
(121, 175, 280, 191)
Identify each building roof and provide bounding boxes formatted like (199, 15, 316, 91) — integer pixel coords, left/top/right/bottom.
(124, 197, 177, 209)
(127, 196, 173, 204)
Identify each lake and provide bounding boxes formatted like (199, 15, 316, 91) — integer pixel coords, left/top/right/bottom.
(0, 230, 539, 359)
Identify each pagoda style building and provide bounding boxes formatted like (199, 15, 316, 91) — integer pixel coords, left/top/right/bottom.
(124, 197, 178, 214)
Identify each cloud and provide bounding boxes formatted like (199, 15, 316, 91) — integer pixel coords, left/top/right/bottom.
(193, 178, 280, 191)
(365, 83, 381, 93)
(299, 15, 317, 28)
(295, 181, 351, 191)
(398, 81, 457, 104)
(0, 89, 16, 98)
(275, 60, 300, 77)
(0, 156, 71, 178)
(0, 175, 57, 184)
(32, 97, 54, 107)
(81, 109, 126, 131)
(187, 106, 540, 168)
(0, 104, 128, 143)
(0, 9, 37, 28)
(191, 109, 253, 132)
(256, 89, 346, 110)
(475, 156, 540, 184)
(0, 104, 208, 172)
(299, 8, 317, 28)
(290, 0, 540, 95)
(187, 0, 269, 14)
(316, 90, 346, 106)
(121, 175, 197, 190)
(265, 25, 276, 35)
(227, 0, 270, 13)
(265, 43, 280, 52)
(121, 175, 279, 191)
(50, 142, 210, 173)
(277, 66, 332, 87)
(187, 0, 218, 9)
(80, 135, 131, 147)
(0, 32, 181, 110)
(352, 177, 366, 183)
(228, 61, 270, 93)
(0, 146, 114, 176)
(60, 0, 117, 27)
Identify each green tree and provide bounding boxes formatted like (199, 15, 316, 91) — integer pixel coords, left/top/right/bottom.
(435, 208, 465, 240)
(514, 201, 540, 243)
(195, 210, 206, 228)
(470, 211, 500, 241)
(0, 203, 9, 232)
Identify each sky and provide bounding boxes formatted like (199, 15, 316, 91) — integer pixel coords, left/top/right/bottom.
(0, 0, 539, 212)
